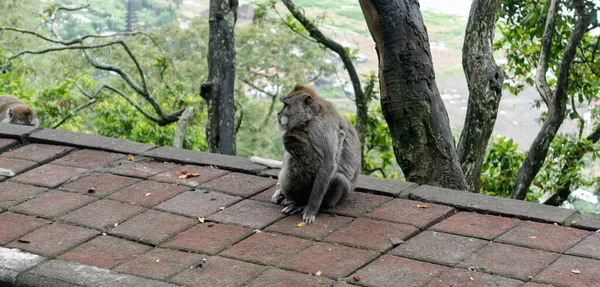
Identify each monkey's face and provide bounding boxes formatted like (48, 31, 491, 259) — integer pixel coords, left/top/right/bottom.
(277, 94, 315, 131)
(6, 106, 38, 126)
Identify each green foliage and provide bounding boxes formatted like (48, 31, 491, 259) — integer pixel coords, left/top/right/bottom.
(480, 136, 525, 197)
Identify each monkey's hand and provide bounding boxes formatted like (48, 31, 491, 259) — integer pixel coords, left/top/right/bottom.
(281, 202, 305, 215)
(302, 210, 316, 224)
(271, 189, 285, 205)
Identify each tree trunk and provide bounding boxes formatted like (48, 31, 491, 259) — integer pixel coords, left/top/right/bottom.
(359, 0, 468, 190)
(200, 0, 238, 155)
(173, 106, 194, 149)
(457, 0, 504, 193)
(511, 0, 589, 200)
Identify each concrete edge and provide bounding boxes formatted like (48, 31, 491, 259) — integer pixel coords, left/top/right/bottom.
(570, 212, 600, 231)
(0, 124, 39, 143)
(28, 129, 155, 155)
(0, 247, 46, 286)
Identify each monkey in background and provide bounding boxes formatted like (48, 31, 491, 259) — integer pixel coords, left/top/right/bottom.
(272, 84, 361, 224)
(0, 95, 38, 127)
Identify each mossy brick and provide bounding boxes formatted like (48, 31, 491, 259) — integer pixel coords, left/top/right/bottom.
(534, 255, 600, 287)
(392, 231, 488, 266)
(0, 182, 46, 209)
(367, 198, 455, 229)
(162, 223, 253, 255)
(208, 200, 285, 229)
(12, 190, 94, 218)
(7, 223, 98, 257)
(200, 172, 277, 198)
(0, 144, 73, 163)
(114, 248, 204, 280)
(52, 149, 125, 169)
(325, 218, 419, 251)
(221, 232, 312, 266)
(353, 255, 450, 287)
(59, 173, 140, 197)
(10, 164, 87, 188)
(155, 190, 241, 218)
(59, 199, 146, 231)
(150, 165, 229, 187)
(282, 242, 379, 279)
(496, 221, 589, 253)
(58, 235, 151, 269)
(322, 191, 393, 218)
(169, 256, 266, 287)
(457, 243, 560, 281)
(109, 210, 196, 245)
(431, 211, 521, 240)
(108, 180, 188, 208)
(265, 213, 353, 240)
(0, 212, 46, 245)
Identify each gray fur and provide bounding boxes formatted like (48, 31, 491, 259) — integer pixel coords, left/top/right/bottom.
(275, 84, 361, 224)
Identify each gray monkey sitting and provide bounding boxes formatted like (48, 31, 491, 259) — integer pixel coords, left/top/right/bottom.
(272, 84, 361, 224)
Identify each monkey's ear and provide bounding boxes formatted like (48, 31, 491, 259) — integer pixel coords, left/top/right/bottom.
(7, 108, 13, 119)
(293, 84, 306, 92)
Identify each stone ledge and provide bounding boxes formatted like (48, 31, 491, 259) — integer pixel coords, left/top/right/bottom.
(409, 185, 579, 225)
(143, 146, 267, 173)
(15, 260, 180, 287)
(0, 247, 46, 285)
(29, 129, 154, 155)
(0, 124, 39, 142)
(571, 213, 600, 231)
(356, 175, 417, 198)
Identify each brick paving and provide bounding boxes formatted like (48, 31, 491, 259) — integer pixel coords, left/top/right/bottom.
(1, 129, 600, 287)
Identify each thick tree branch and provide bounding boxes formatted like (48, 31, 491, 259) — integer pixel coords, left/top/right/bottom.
(534, 0, 559, 106)
(173, 106, 195, 148)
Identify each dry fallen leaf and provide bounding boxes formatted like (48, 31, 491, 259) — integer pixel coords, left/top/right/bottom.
(113, 223, 119, 227)
(595, 229, 600, 233)
(198, 216, 205, 223)
(17, 239, 31, 244)
(156, 259, 160, 263)
(572, 269, 581, 274)
(297, 222, 306, 228)
(219, 207, 225, 211)
(315, 271, 322, 277)
(127, 154, 134, 161)
(352, 274, 360, 282)
(87, 187, 96, 193)
(529, 236, 537, 239)
(416, 204, 430, 209)
(145, 193, 152, 197)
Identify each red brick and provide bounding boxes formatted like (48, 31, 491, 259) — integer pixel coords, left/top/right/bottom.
(0, 138, 18, 152)
(392, 231, 488, 266)
(282, 242, 379, 279)
(108, 158, 177, 178)
(151, 165, 229, 187)
(60, 199, 146, 230)
(109, 210, 196, 245)
(535, 255, 600, 287)
(246, 268, 335, 287)
(457, 243, 560, 281)
(7, 223, 98, 257)
(60, 173, 140, 197)
(0, 182, 46, 209)
(367, 199, 455, 229)
(155, 190, 241, 218)
(522, 283, 554, 287)
(325, 218, 419, 251)
(59, 235, 151, 269)
(566, 233, 600, 260)
(251, 185, 279, 203)
(115, 248, 204, 280)
(221, 232, 312, 266)
(200, 172, 277, 198)
(0, 144, 73, 163)
(428, 268, 523, 287)
(0, 158, 37, 175)
(431, 212, 521, 240)
(0, 212, 46, 244)
(12, 190, 94, 218)
(108, 180, 188, 208)
(354, 255, 449, 287)
(162, 223, 252, 255)
(11, 164, 87, 188)
(323, 191, 392, 217)
(52, 149, 125, 169)
(496, 221, 589, 253)
(265, 214, 353, 240)
(170, 256, 266, 287)
(208, 200, 285, 229)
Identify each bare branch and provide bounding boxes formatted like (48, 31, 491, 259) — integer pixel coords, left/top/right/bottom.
(240, 78, 278, 98)
(173, 106, 195, 148)
(102, 85, 162, 123)
(534, 0, 559, 106)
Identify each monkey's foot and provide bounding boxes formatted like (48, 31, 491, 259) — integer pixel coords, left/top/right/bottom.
(281, 198, 294, 206)
(302, 211, 316, 224)
(271, 189, 284, 205)
(281, 203, 305, 215)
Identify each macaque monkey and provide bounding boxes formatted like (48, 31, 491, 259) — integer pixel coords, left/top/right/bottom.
(0, 95, 38, 127)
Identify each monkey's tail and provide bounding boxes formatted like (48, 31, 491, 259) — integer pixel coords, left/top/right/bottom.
(250, 156, 283, 169)
(0, 168, 15, 177)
